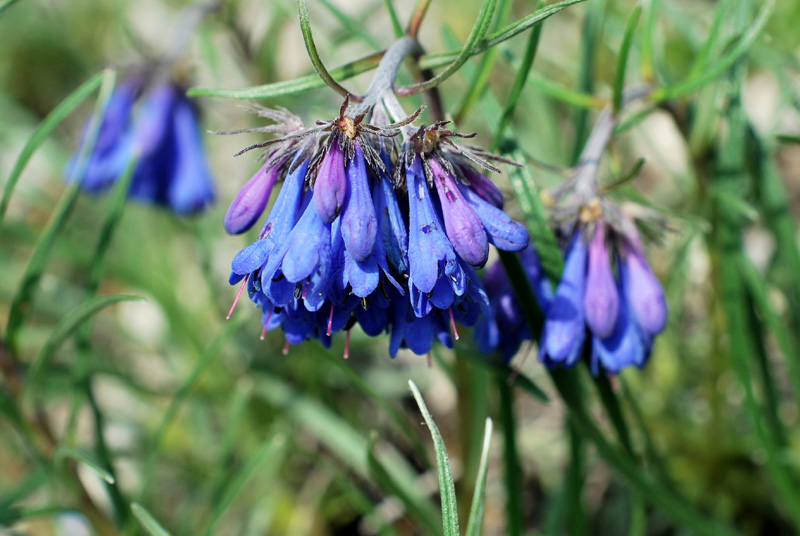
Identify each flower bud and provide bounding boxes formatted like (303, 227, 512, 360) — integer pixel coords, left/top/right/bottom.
(583, 225, 619, 338)
(313, 140, 347, 223)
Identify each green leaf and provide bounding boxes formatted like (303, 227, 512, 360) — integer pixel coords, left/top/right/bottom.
(137, 317, 248, 500)
(397, 0, 497, 95)
(382, 0, 404, 38)
(253, 374, 442, 533)
(202, 434, 288, 536)
(4, 69, 116, 354)
(0, 70, 105, 229)
(505, 158, 564, 282)
(492, 10, 544, 151)
(25, 295, 142, 391)
(0, 0, 23, 16)
(464, 418, 493, 536)
(189, 0, 588, 100)
(651, 0, 774, 102)
(613, 4, 642, 114)
(132, 503, 174, 536)
(497, 377, 523, 536)
(453, 0, 513, 123)
(297, 0, 355, 98)
(408, 380, 460, 536)
(55, 447, 115, 484)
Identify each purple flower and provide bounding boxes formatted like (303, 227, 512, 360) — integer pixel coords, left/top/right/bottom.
(340, 141, 378, 262)
(67, 78, 216, 214)
(540, 232, 587, 368)
(313, 139, 347, 224)
(621, 241, 667, 341)
(430, 159, 489, 267)
(224, 157, 281, 235)
(583, 225, 618, 339)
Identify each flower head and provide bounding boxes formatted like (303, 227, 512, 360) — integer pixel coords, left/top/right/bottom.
(67, 76, 215, 214)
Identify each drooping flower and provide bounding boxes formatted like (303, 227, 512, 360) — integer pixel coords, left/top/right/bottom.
(536, 218, 668, 374)
(224, 101, 529, 359)
(67, 77, 215, 214)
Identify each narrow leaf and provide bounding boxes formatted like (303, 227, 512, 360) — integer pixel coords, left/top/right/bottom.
(0, 70, 105, 229)
(613, 5, 642, 114)
(465, 418, 493, 536)
(132, 503, 174, 536)
(652, 0, 774, 102)
(55, 447, 115, 484)
(297, 0, 356, 99)
(25, 295, 142, 390)
(409, 380, 460, 536)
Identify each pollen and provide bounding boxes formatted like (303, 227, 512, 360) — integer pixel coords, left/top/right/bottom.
(339, 116, 357, 139)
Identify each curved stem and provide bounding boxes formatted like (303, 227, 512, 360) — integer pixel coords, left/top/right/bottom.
(354, 37, 421, 115)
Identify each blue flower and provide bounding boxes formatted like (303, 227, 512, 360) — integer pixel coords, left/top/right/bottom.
(67, 78, 216, 214)
(535, 223, 667, 374)
(540, 232, 587, 368)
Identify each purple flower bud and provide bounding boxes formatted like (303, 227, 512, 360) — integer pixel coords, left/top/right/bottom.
(430, 159, 489, 268)
(313, 139, 347, 223)
(622, 244, 667, 337)
(583, 225, 619, 339)
(462, 166, 504, 209)
(341, 141, 378, 262)
(459, 183, 529, 252)
(540, 232, 587, 367)
(224, 159, 280, 234)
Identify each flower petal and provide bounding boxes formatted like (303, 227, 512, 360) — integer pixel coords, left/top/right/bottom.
(313, 139, 347, 223)
(583, 225, 618, 338)
(341, 141, 378, 262)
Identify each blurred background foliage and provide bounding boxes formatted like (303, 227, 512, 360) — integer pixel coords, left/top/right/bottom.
(3, 0, 800, 534)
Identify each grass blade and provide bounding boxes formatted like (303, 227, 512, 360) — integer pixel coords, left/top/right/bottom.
(132, 503, 174, 536)
(55, 447, 115, 484)
(652, 0, 774, 102)
(613, 4, 642, 114)
(4, 69, 116, 354)
(0, 70, 105, 229)
(409, 380, 460, 536)
(25, 295, 142, 391)
(464, 418, 493, 536)
(202, 434, 288, 536)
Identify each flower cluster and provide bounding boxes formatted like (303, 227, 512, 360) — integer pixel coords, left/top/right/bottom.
(225, 102, 530, 357)
(66, 75, 215, 213)
(539, 219, 667, 374)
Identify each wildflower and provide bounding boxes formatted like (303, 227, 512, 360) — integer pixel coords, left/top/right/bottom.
(67, 77, 216, 213)
(225, 99, 528, 358)
(537, 217, 668, 373)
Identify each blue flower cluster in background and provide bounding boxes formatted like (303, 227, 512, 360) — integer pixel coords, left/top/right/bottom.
(475, 220, 668, 374)
(225, 108, 530, 357)
(66, 76, 216, 214)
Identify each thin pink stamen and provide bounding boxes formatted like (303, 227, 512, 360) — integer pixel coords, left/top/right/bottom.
(260, 324, 267, 341)
(327, 304, 335, 336)
(282, 340, 290, 355)
(448, 308, 459, 341)
(343, 330, 351, 359)
(227, 274, 250, 319)
(426, 352, 433, 368)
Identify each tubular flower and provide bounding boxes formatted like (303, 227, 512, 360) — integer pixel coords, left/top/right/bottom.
(223, 98, 529, 358)
(66, 76, 215, 214)
(538, 217, 668, 374)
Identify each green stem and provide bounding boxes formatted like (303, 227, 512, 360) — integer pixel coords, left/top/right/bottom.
(497, 376, 523, 536)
